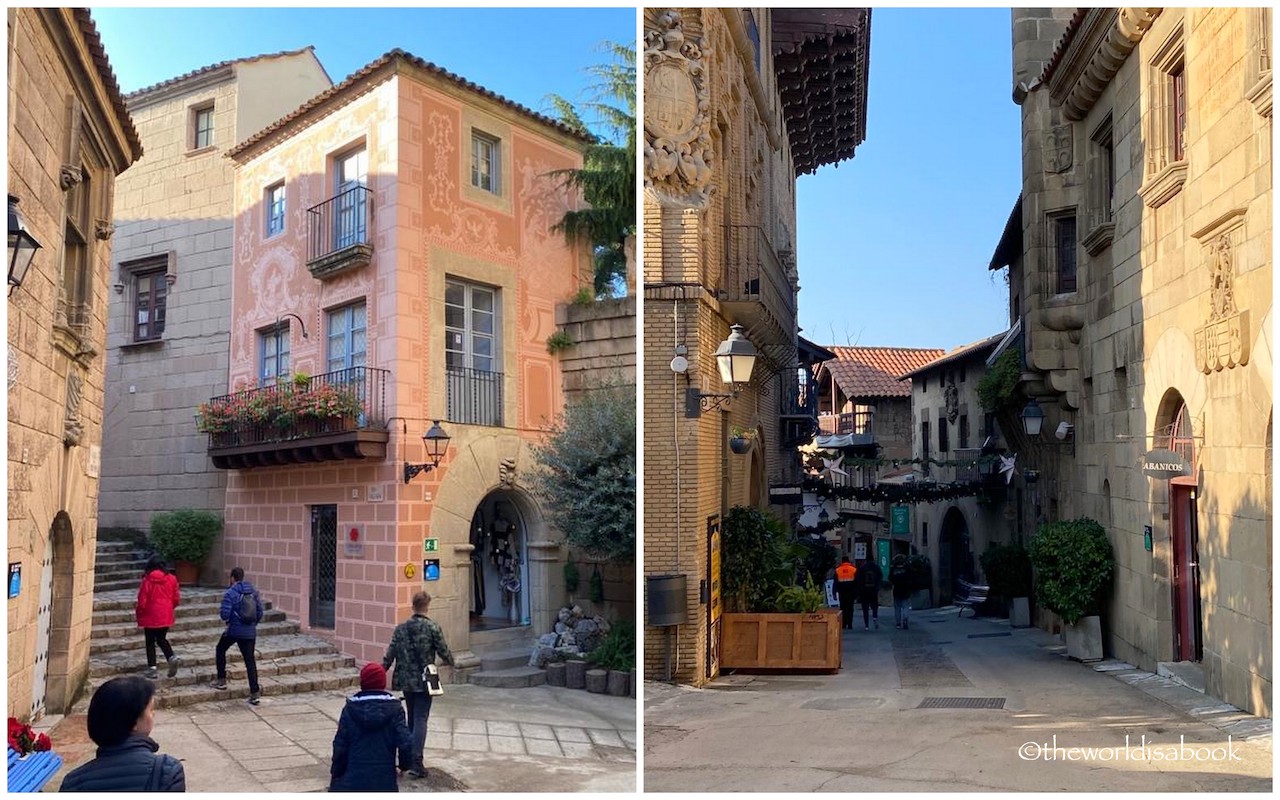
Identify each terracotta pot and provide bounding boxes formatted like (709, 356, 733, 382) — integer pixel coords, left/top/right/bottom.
(173, 560, 200, 585)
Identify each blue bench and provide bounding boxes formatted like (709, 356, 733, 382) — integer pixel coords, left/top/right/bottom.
(8, 746, 63, 793)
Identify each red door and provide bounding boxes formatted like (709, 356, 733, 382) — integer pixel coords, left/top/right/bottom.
(1169, 481, 1202, 661)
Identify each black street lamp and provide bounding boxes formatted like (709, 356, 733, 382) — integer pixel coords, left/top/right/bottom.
(404, 420, 451, 483)
(8, 195, 42, 296)
(1020, 399, 1045, 437)
(685, 324, 759, 418)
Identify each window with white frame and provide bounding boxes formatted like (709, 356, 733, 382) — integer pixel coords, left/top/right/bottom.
(265, 182, 286, 237)
(192, 104, 214, 150)
(327, 302, 367, 373)
(259, 323, 290, 382)
(445, 278, 501, 426)
(470, 131, 500, 194)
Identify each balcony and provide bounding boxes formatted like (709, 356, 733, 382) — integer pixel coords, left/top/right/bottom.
(817, 409, 876, 449)
(953, 447, 996, 484)
(780, 369, 819, 448)
(836, 497, 885, 520)
(446, 366, 504, 427)
(307, 186, 373, 280)
(720, 225, 796, 350)
(201, 367, 389, 469)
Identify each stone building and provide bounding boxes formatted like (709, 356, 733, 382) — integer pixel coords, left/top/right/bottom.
(992, 8, 1271, 716)
(6, 7, 142, 719)
(643, 8, 871, 685)
(899, 333, 1009, 604)
(99, 49, 332, 542)
(212, 49, 592, 674)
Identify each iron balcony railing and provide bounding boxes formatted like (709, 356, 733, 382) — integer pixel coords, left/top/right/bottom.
(953, 447, 993, 483)
(446, 366, 504, 427)
(721, 224, 796, 324)
(307, 186, 372, 265)
(817, 409, 875, 436)
(201, 366, 388, 449)
(780, 369, 819, 417)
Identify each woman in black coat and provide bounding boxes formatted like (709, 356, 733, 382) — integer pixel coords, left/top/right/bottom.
(59, 676, 185, 792)
(330, 664, 413, 792)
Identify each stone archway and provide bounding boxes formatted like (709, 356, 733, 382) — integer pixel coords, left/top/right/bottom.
(468, 487, 541, 631)
(938, 506, 971, 605)
(41, 512, 76, 716)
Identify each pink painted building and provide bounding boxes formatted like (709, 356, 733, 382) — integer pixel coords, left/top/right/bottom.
(213, 50, 591, 672)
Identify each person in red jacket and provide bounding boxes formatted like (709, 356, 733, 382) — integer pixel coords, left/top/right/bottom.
(136, 555, 182, 679)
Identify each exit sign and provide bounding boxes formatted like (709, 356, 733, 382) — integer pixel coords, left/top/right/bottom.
(423, 538, 439, 554)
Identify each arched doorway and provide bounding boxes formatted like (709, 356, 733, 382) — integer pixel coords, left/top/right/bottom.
(1156, 390, 1201, 662)
(469, 490, 532, 630)
(938, 506, 971, 605)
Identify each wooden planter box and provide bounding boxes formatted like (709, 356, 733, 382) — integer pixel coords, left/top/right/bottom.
(720, 609, 842, 672)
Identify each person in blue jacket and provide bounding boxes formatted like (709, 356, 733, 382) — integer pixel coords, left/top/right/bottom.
(329, 663, 413, 792)
(59, 676, 186, 792)
(209, 566, 263, 705)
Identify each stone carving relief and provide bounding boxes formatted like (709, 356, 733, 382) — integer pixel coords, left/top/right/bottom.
(94, 219, 114, 241)
(1045, 125, 1073, 173)
(64, 367, 84, 447)
(1194, 231, 1250, 373)
(944, 380, 960, 424)
(424, 111, 515, 262)
(59, 165, 84, 190)
(644, 10, 714, 208)
(499, 457, 517, 488)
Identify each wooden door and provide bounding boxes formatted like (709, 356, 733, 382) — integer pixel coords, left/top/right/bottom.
(1169, 481, 1202, 661)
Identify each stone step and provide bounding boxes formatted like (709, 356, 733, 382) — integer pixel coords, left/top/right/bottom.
(95, 576, 157, 592)
(94, 587, 227, 612)
(89, 634, 349, 677)
(80, 665, 363, 711)
(95, 540, 141, 553)
(93, 567, 146, 583)
(93, 598, 235, 626)
(93, 551, 148, 567)
(94, 651, 357, 689)
(90, 619, 300, 655)
(479, 648, 533, 672)
(91, 610, 288, 640)
(467, 666, 547, 689)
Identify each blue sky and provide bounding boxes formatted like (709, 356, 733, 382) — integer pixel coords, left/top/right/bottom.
(796, 8, 1019, 352)
(92, 7, 635, 133)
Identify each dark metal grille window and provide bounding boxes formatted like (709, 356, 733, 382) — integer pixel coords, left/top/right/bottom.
(921, 420, 931, 475)
(1055, 215, 1077, 293)
(194, 106, 214, 149)
(134, 269, 167, 341)
(938, 414, 949, 453)
(1171, 65, 1186, 161)
(959, 414, 969, 450)
(310, 505, 337, 629)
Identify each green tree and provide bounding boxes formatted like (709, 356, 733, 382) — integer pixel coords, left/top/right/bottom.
(547, 41, 635, 297)
(530, 386, 636, 560)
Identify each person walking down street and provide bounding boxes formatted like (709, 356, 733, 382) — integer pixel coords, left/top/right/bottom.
(855, 558, 883, 631)
(833, 558, 858, 630)
(136, 556, 181, 679)
(889, 554, 912, 630)
(210, 567, 263, 705)
(329, 663, 413, 792)
(59, 675, 186, 792)
(382, 591, 454, 779)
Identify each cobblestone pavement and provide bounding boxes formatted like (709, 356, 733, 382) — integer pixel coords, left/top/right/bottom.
(45, 683, 636, 793)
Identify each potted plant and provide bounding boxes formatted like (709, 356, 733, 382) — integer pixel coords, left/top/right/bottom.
(149, 509, 223, 585)
(1027, 517, 1114, 661)
(720, 506, 841, 671)
(905, 553, 933, 610)
(586, 621, 634, 697)
(728, 427, 755, 455)
(980, 542, 1033, 626)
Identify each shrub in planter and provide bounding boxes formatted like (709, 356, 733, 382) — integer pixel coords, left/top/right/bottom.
(149, 509, 222, 567)
(1027, 517, 1114, 625)
(772, 575, 825, 613)
(980, 542, 1033, 603)
(721, 506, 795, 613)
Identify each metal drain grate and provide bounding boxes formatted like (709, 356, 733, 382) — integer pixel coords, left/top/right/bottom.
(917, 696, 1007, 709)
(967, 632, 1012, 639)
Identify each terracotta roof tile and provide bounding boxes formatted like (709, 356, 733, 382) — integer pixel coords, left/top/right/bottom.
(123, 46, 323, 100)
(1038, 9, 1090, 85)
(898, 331, 1009, 380)
(819, 346, 946, 398)
(228, 48, 593, 161)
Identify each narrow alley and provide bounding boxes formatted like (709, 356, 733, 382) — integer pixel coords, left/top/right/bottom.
(644, 607, 1271, 792)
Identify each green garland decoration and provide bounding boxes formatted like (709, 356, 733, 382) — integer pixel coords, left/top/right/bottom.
(804, 452, 1004, 470)
(802, 477, 987, 505)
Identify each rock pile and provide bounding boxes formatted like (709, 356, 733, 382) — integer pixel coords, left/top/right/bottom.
(529, 605, 612, 667)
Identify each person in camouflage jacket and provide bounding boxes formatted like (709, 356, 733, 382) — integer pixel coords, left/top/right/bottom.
(382, 591, 454, 778)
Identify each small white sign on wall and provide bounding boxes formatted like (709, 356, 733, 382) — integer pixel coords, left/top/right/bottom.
(367, 484, 384, 502)
(854, 542, 867, 561)
(86, 445, 101, 479)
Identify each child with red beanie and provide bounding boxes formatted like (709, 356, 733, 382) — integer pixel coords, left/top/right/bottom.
(329, 663, 413, 792)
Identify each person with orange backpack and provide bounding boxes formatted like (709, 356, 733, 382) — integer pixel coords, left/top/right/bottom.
(833, 557, 858, 630)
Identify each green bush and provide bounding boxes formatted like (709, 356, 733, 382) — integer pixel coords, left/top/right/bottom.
(773, 575, 825, 613)
(721, 506, 795, 613)
(977, 349, 1022, 411)
(586, 621, 635, 671)
(1027, 518, 1114, 625)
(980, 542, 1033, 601)
(545, 330, 575, 354)
(564, 561, 580, 593)
(794, 535, 838, 587)
(149, 509, 222, 564)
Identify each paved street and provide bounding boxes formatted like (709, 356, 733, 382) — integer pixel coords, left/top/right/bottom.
(44, 683, 635, 792)
(644, 607, 1272, 792)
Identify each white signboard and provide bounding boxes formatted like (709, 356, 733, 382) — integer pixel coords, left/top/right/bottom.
(854, 542, 867, 561)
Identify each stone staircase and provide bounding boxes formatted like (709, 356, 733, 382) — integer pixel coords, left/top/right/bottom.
(466, 625, 545, 689)
(83, 539, 360, 710)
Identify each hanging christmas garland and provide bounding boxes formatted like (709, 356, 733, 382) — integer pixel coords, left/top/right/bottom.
(802, 477, 987, 505)
(805, 451, 1004, 470)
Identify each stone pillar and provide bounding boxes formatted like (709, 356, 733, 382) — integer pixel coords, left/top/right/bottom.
(448, 543, 482, 675)
(527, 540, 564, 637)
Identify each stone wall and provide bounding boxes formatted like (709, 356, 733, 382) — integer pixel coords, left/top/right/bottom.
(556, 295, 636, 398)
